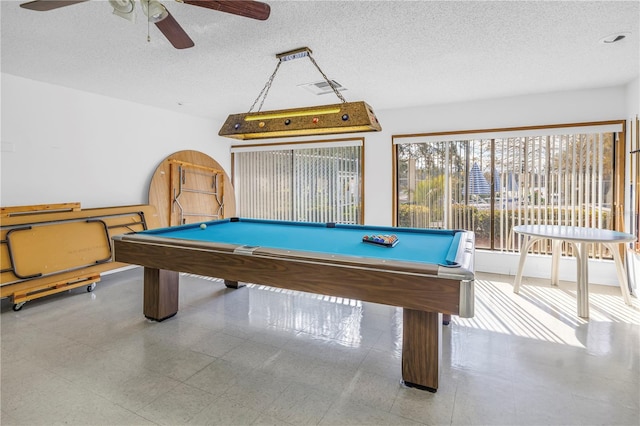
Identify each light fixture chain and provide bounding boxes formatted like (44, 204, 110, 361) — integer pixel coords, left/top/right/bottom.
(248, 60, 282, 113)
(307, 54, 347, 103)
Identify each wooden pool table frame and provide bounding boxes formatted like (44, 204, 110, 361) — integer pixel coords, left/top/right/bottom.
(113, 224, 474, 392)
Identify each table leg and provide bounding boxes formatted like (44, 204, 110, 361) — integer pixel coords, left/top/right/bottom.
(402, 309, 441, 392)
(575, 242, 590, 318)
(604, 243, 632, 306)
(143, 268, 179, 321)
(551, 239, 562, 286)
(514, 235, 542, 293)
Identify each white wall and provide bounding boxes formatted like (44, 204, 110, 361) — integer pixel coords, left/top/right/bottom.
(1, 73, 231, 208)
(624, 77, 639, 233)
(626, 76, 639, 116)
(2, 74, 634, 285)
(624, 76, 640, 290)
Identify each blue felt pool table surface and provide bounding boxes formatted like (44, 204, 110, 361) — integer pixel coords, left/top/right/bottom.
(140, 218, 464, 267)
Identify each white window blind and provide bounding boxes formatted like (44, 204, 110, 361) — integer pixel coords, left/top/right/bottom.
(233, 140, 363, 224)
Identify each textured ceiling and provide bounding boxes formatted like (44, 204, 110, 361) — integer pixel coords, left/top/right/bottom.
(1, 1, 638, 121)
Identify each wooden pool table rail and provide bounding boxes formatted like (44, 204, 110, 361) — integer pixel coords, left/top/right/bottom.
(113, 234, 467, 315)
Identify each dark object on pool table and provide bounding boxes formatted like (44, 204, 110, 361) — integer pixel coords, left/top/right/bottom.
(362, 234, 399, 247)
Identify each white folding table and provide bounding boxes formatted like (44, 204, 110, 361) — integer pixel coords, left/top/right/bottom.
(513, 225, 636, 318)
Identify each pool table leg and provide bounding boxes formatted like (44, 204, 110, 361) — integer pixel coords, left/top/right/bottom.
(402, 309, 441, 392)
(143, 268, 179, 321)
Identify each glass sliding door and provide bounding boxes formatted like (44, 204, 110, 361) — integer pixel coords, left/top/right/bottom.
(233, 139, 364, 224)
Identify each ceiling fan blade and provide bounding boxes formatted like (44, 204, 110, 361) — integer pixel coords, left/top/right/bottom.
(155, 10, 195, 49)
(182, 1, 270, 21)
(20, 0, 88, 11)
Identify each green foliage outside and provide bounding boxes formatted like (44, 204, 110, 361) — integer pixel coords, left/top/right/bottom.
(399, 204, 610, 243)
(398, 204, 431, 228)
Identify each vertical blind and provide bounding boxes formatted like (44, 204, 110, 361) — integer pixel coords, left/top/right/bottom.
(394, 122, 623, 259)
(232, 140, 363, 224)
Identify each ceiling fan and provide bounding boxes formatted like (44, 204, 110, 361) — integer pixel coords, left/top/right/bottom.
(19, 0, 270, 49)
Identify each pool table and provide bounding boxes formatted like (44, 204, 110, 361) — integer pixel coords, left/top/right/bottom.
(113, 217, 475, 392)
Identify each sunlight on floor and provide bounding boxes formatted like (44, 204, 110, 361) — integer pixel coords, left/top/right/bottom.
(182, 274, 369, 348)
(182, 272, 640, 350)
(454, 274, 640, 348)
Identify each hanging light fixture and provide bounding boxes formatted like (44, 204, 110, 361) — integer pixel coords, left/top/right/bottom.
(219, 47, 382, 140)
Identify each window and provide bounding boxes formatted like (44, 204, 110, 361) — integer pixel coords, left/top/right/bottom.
(232, 139, 364, 224)
(393, 121, 626, 259)
(631, 116, 640, 252)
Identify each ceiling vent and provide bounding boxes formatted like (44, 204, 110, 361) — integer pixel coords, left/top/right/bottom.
(298, 80, 347, 96)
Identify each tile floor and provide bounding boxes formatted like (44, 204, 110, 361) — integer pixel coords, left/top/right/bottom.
(1, 268, 639, 425)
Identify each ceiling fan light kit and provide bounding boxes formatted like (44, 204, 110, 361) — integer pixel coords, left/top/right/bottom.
(219, 47, 382, 140)
(140, 0, 168, 23)
(109, 0, 136, 21)
(108, 0, 168, 25)
(19, 0, 270, 49)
